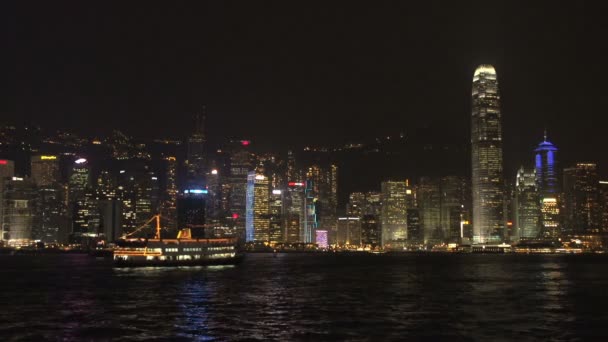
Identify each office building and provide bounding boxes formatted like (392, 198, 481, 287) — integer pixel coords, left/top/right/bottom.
(534, 133, 560, 237)
(513, 167, 541, 239)
(1, 177, 36, 245)
(246, 171, 270, 242)
(185, 106, 207, 186)
(30, 155, 60, 187)
(471, 64, 505, 243)
(361, 214, 380, 248)
(336, 217, 361, 246)
(177, 188, 207, 238)
(380, 181, 408, 245)
(269, 189, 285, 243)
(563, 163, 601, 235)
(226, 139, 251, 241)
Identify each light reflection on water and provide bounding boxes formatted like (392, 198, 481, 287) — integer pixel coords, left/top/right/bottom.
(0, 253, 607, 340)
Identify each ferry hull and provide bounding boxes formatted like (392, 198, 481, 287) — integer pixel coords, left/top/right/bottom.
(114, 253, 244, 267)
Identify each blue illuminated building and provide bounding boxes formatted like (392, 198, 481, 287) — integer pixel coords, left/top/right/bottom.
(535, 131, 559, 196)
(534, 131, 560, 238)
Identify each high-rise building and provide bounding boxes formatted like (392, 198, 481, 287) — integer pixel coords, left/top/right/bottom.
(69, 158, 90, 203)
(269, 189, 285, 243)
(418, 177, 441, 244)
(185, 106, 207, 186)
(305, 164, 338, 222)
(31, 155, 66, 244)
(205, 164, 222, 227)
(302, 179, 318, 243)
(1, 177, 36, 245)
(440, 176, 467, 243)
(380, 181, 408, 245)
(0, 160, 16, 238)
(361, 214, 381, 248)
(346, 192, 365, 217)
(30, 155, 60, 187)
(513, 167, 541, 240)
(98, 199, 123, 241)
(286, 150, 302, 183)
(336, 217, 361, 246)
(535, 132, 559, 196)
(177, 188, 207, 238)
(534, 132, 560, 238)
(246, 171, 270, 242)
(33, 187, 67, 243)
(116, 161, 160, 234)
(285, 182, 305, 242)
(471, 64, 505, 243)
(69, 158, 95, 238)
(226, 139, 251, 241)
(160, 156, 178, 232)
(417, 176, 467, 244)
(363, 192, 383, 216)
(563, 163, 601, 236)
(406, 209, 421, 243)
(599, 181, 608, 233)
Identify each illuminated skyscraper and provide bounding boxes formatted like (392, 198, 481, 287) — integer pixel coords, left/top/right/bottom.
(302, 179, 318, 243)
(513, 167, 541, 239)
(347, 192, 365, 217)
(160, 156, 178, 231)
(361, 214, 380, 248)
(534, 132, 560, 237)
(0, 160, 16, 234)
(563, 163, 601, 236)
(185, 106, 207, 186)
(535, 132, 559, 196)
(1, 177, 36, 244)
(471, 64, 505, 243)
(30, 155, 60, 187)
(380, 181, 407, 245)
(336, 217, 361, 246)
(269, 189, 285, 243)
(177, 188, 207, 238)
(246, 171, 270, 242)
(30, 155, 66, 243)
(205, 164, 222, 227)
(226, 139, 251, 241)
(286, 150, 302, 183)
(69, 158, 94, 237)
(440, 176, 468, 243)
(116, 161, 160, 234)
(285, 181, 305, 242)
(418, 177, 441, 244)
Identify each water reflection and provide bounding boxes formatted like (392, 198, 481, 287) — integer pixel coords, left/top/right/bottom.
(1, 254, 607, 340)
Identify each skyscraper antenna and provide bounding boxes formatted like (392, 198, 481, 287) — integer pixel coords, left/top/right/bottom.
(543, 127, 547, 142)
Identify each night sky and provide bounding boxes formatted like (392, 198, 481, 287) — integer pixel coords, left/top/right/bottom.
(7, 1, 608, 176)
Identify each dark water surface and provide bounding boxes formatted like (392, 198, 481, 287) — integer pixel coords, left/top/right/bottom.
(1, 253, 607, 341)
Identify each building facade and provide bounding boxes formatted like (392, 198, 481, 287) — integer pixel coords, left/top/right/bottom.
(471, 64, 505, 243)
(246, 172, 270, 242)
(380, 181, 408, 245)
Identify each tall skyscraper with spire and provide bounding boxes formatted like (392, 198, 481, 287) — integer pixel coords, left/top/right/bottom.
(535, 130, 560, 237)
(471, 64, 505, 243)
(186, 106, 207, 187)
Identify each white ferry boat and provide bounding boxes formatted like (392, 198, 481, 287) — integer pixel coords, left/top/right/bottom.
(113, 215, 242, 267)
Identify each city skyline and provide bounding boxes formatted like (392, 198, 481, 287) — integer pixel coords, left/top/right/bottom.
(7, 2, 608, 177)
